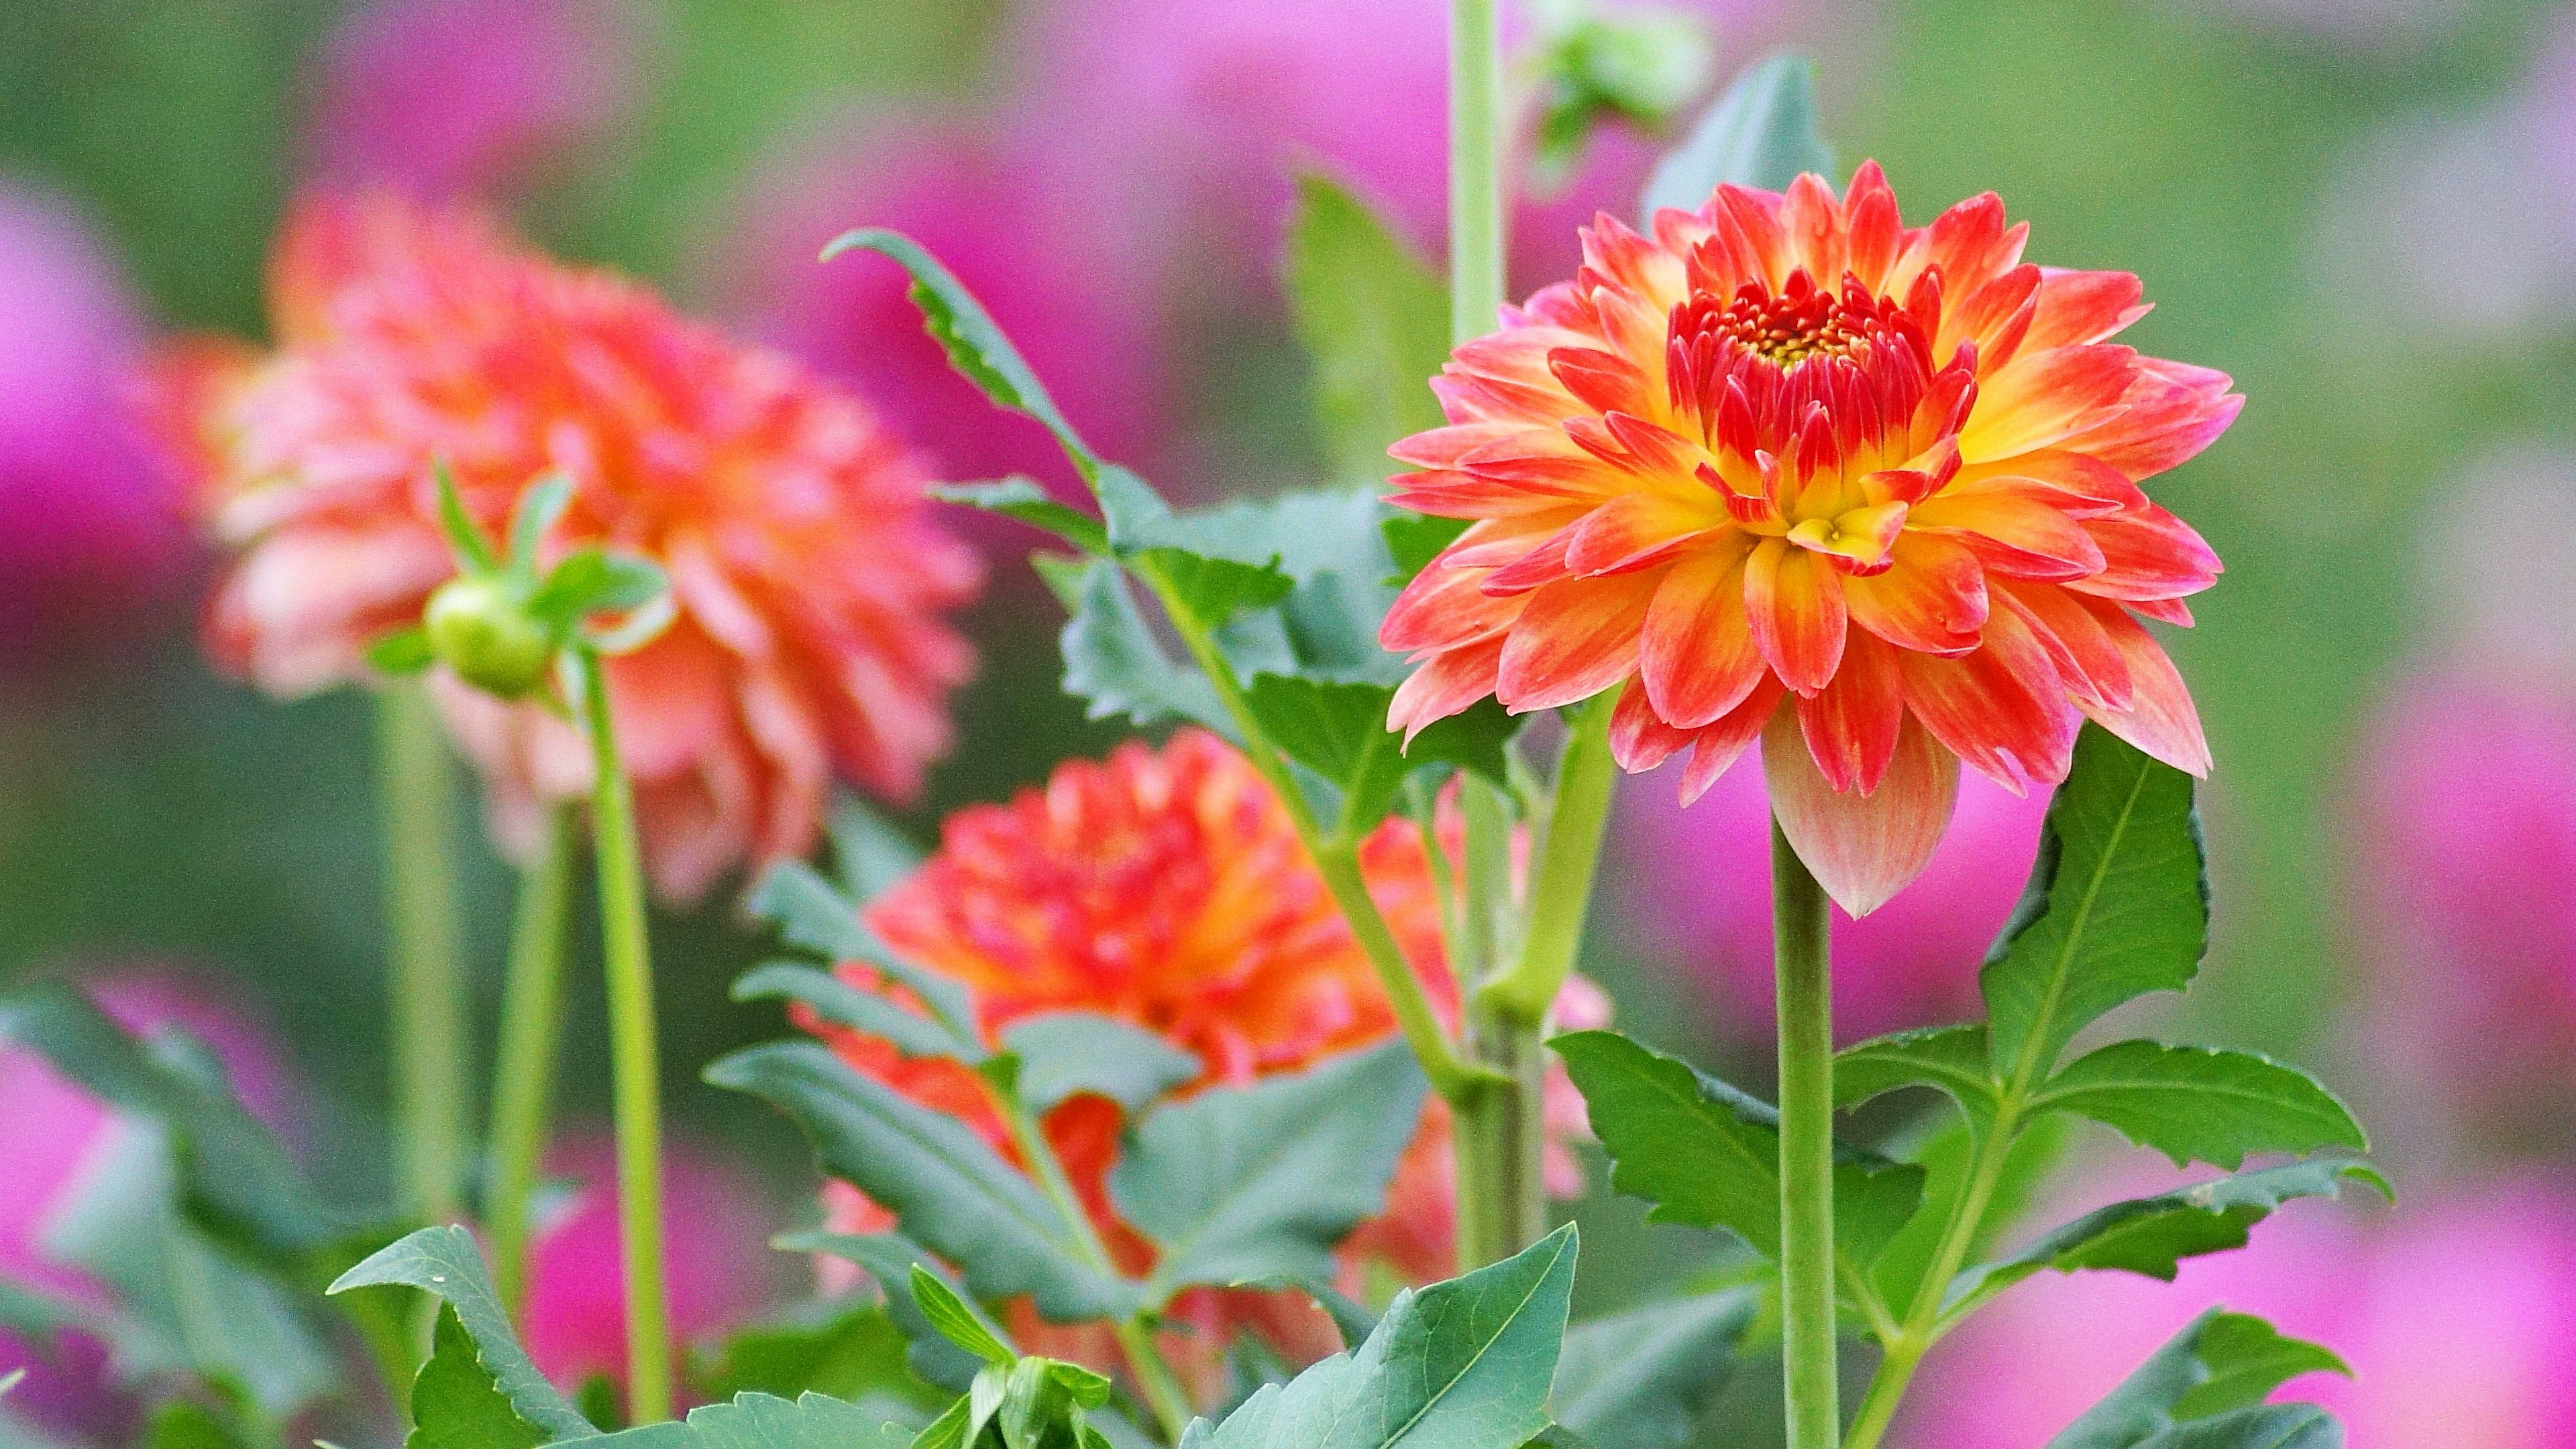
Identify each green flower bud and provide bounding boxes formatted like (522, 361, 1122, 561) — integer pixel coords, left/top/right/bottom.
(424, 574, 555, 698)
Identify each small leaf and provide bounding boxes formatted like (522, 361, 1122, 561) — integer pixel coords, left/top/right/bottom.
(1243, 676, 1413, 833)
(930, 479, 1109, 556)
(433, 460, 498, 573)
(1835, 1025, 1999, 1131)
(1548, 1290, 1757, 1449)
(329, 1226, 597, 1441)
(747, 861, 978, 1039)
(506, 472, 574, 574)
(2033, 1042, 2366, 1171)
(582, 1391, 917, 1449)
(1283, 176, 1450, 486)
(1193, 1226, 1578, 1449)
(1133, 548, 1295, 633)
(1000, 1012, 1202, 1116)
(1055, 559, 1232, 734)
(910, 1269, 1015, 1367)
(706, 1043, 1141, 1324)
(529, 548, 668, 629)
(1640, 52, 1834, 219)
(779, 1232, 994, 1394)
(1982, 726, 2210, 1086)
(368, 627, 436, 676)
(1111, 1043, 1428, 1303)
(731, 961, 975, 1064)
(2046, 1308, 2349, 1449)
(2171, 1315, 2351, 1420)
(1552, 1030, 1925, 1272)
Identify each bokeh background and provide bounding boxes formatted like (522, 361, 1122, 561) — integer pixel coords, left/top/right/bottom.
(5, 0, 2575, 1442)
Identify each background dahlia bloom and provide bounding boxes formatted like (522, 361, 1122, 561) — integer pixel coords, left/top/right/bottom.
(1383, 164, 2236, 913)
(149, 191, 981, 901)
(800, 729, 1599, 1401)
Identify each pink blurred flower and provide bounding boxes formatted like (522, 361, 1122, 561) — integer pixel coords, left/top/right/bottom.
(714, 115, 1167, 523)
(1896, 1177, 2576, 1448)
(2349, 665, 2576, 1148)
(1607, 759, 2049, 1044)
(304, 0, 637, 200)
(0, 973, 292, 1440)
(521, 1136, 781, 1393)
(0, 186, 186, 660)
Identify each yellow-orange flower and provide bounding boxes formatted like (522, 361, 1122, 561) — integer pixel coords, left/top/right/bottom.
(147, 191, 981, 900)
(799, 729, 1599, 1399)
(1381, 164, 2234, 914)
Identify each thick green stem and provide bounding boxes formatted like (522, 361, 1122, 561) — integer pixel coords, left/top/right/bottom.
(1481, 692, 1617, 1020)
(1773, 821, 1839, 1449)
(485, 802, 578, 1326)
(374, 682, 469, 1224)
(577, 651, 672, 1424)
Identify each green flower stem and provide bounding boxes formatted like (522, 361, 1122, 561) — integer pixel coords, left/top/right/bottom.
(374, 680, 469, 1226)
(1479, 690, 1617, 1021)
(1772, 820, 1839, 1449)
(576, 649, 674, 1425)
(996, 1089, 1195, 1442)
(484, 800, 578, 1326)
(1448, 0, 1505, 339)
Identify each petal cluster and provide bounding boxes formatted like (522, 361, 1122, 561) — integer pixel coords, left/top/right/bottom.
(147, 191, 981, 900)
(1382, 164, 2234, 913)
(800, 729, 1593, 1399)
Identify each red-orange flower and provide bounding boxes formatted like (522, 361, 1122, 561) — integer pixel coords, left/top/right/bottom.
(800, 729, 1599, 1400)
(148, 191, 981, 900)
(1381, 164, 2233, 914)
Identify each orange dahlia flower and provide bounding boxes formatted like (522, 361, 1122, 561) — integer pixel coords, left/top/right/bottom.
(800, 729, 1600, 1399)
(147, 191, 981, 900)
(1381, 164, 2233, 914)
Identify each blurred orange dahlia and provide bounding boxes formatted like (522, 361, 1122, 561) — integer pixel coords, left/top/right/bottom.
(146, 191, 981, 900)
(1381, 164, 2233, 914)
(800, 728, 1600, 1399)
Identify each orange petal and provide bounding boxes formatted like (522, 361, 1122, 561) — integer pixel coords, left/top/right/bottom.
(2023, 269, 2147, 351)
(1390, 635, 1506, 740)
(1382, 550, 1527, 655)
(1495, 572, 1659, 712)
(2063, 358, 2242, 480)
(1678, 676, 1786, 804)
(1640, 541, 1766, 728)
(1956, 343, 2137, 462)
(1743, 537, 1847, 695)
(1795, 629, 1904, 794)
(1609, 676, 1691, 771)
(1841, 162, 1902, 290)
(1909, 488, 2106, 582)
(2068, 504, 2222, 600)
(1564, 489, 1723, 576)
(1762, 707, 1960, 917)
(2074, 597, 2212, 776)
(1996, 580, 2131, 710)
(1894, 602, 2077, 790)
(1842, 533, 1988, 655)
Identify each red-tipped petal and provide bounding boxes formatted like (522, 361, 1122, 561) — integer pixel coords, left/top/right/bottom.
(1762, 707, 1960, 916)
(1609, 677, 1691, 771)
(1909, 488, 2107, 582)
(2067, 360, 2242, 480)
(1640, 542, 1766, 728)
(1382, 549, 1527, 655)
(1743, 537, 1847, 695)
(2069, 504, 2222, 600)
(1550, 347, 1656, 418)
(1894, 602, 2077, 790)
(2075, 597, 2212, 775)
(1678, 676, 1786, 803)
(1389, 635, 1506, 740)
(1842, 533, 1988, 655)
(1996, 579, 2132, 710)
(1563, 490, 1721, 576)
(1957, 343, 2137, 461)
(1794, 629, 1905, 794)
(2025, 269, 2147, 350)
(1495, 572, 1659, 712)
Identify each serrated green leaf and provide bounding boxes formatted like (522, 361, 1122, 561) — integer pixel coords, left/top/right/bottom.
(1242, 676, 1413, 833)
(1639, 52, 1834, 219)
(1868, 1112, 2074, 1317)
(706, 1044, 1140, 1324)
(582, 1390, 919, 1449)
(1983, 727, 2210, 1086)
(1284, 176, 1450, 486)
(688, 1301, 940, 1410)
(778, 1234, 995, 1395)
(746, 862, 978, 1038)
(330, 1227, 596, 1440)
(2046, 1309, 2348, 1449)
(2033, 1042, 2365, 1171)
(1552, 1030, 1924, 1274)
(1193, 1226, 1577, 1449)
(1111, 1043, 1428, 1304)
(1548, 1290, 1756, 1449)
(411, 1305, 550, 1449)
(929, 480, 1109, 557)
(830, 796, 927, 904)
(998, 1013, 1201, 1116)
(731, 962, 973, 1064)
(369, 627, 437, 676)
(1055, 559, 1232, 735)
(1957, 1162, 2388, 1309)
(1133, 549, 1295, 633)
(1834, 1025, 1999, 1130)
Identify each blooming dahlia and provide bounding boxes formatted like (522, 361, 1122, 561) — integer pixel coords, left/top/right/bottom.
(148, 191, 981, 900)
(1382, 164, 2233, 914)
(800, 729, 1599, 1400)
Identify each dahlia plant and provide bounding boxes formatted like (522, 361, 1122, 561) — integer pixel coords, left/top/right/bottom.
(0, 8, 2379, 1449)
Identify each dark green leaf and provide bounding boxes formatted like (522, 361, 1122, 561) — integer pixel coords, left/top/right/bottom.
(1243, 676, 1413, 833)
(830, 796, 927, 905)
(1283, 176, 1450, 486)
(731, 962, 973, 1065)
(1380, 515, 1468, 589)
(2046, 1309, 2347, 1449)
(411, 1305, 550, 1449)
(1000, 1013, 1202, 1116)
(1191, 1226, 1577, 1449)
(688, 1301, 940, 1409)
(369, 627, 436, 676)
(1834, 1025, 1998, 1130)
(1111, 1044, 1428, 1303)
(581, 1390, 918, 1449)
(779, 1234, 994, 1395)
(706, 1044, 1140, 1324)
(329, 1226, 597, 1440)
(1960, 1162, 2390, 1305)
(2033, 1042, 2366, 1171)
(2135, 1405, 2342, 1449)
(1132, 549, 1294, 633)
(1548, 1290, 1756, 1449)
(1869, 1112, 2073, 1316)
(746, 862, 978, 1038)
(1551, 1030, 1925, 1271)
(1055, 559, 1232, 734)
(1639, 52, 1834, 219)
(928, 480, 1109, 557)
(1982, 727, 2210, 1085)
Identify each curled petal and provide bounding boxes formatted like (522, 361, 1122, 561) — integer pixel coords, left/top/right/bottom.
(1743, 536, 1847, 695)
(1640, 541, 1765, 728)
(1609, 677, 1690, 771)
(1995, 579, 2131, 710)
(2069, 504, 2222, 600)
(1549, 347, 1655, 417)
(1842, 533, 1988, 654)
(1762, 707, 1960, 916)
(1909, 488, 2107, 581)
(1389, 634, 1506, 741)
(2065, 359, 2242, 480)
(2024, 268, 2147, 350)
(1382, 549, 1527, 655)
(1494, 572, 1659, 712)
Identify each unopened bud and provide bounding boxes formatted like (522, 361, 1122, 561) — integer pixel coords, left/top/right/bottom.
(424, 575, 554, 698)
